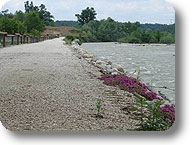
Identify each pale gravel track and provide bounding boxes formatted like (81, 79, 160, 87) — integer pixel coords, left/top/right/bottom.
(0, 38, 137, 131)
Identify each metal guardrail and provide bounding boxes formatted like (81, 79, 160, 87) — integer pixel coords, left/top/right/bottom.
(0, 32, 60, 48)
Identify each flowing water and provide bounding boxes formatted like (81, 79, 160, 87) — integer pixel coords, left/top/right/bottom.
(81, 43, 175, 103)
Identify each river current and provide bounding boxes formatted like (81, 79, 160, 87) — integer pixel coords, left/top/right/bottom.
(81, 43, 175, 103)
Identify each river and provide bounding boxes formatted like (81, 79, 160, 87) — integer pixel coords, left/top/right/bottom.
(80, 43, 175, 103)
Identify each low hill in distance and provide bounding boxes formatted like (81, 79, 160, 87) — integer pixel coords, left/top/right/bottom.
(55, 20, 175, 34)
(140, 23, 175, 34)
(55, 20, 78, 27)
(42, 26, 75, 36)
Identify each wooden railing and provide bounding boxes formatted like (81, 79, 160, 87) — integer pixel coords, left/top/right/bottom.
(0, 32, 60, 48)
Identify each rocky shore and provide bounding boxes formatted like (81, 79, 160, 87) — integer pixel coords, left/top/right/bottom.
(69, 40, 174, 104)
(70, 41, 127, 76)
(68, 40, 175, 130)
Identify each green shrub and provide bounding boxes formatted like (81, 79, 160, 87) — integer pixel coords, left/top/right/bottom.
(64, 34, 82, 45)
(65, 34, 76, 41)
(118, 35, 141, 43)
(49, 21, 56, 27)
(30, 29, 41, 36)
(70, 29, 82, 34)
(160, 35, 174, 44)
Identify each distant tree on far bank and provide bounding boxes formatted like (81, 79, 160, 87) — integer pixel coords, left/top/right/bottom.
(70, 7, 175, 44)
(75, 7, 97, 26)
(140, 23, 175, 34)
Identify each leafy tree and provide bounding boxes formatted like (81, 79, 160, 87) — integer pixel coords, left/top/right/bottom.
(154, 30, 161, 42)
(0, 17, 18, 33)
(25, 11, 45, 33)
(16, 21, 27, 34)
(39, 4, 54, 25)
(14, 10, 25, 22)
(160, 34, 174, 44)
(81, 20, 100, 38)
(0, 10, 27, 34)
(0, 1, 55, 35)
(130, 29, 141, 40)
(141, 23, 175, 34)
(123, 21, 140, 34)
(24, 1, 39, 13)
(24, 1, 54, 26)
(71, 14, 175, 44)
(75, 7, 97, 26)
(96, 18, 127, 42)
(149, 35, 158, 43)
(140, 29, 153, 43)
(0, 9, 14, 18)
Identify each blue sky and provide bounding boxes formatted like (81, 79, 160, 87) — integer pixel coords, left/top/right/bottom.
(0, 0, 175, 24)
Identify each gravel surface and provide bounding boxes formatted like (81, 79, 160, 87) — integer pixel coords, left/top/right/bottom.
(0, 38, 137, 131)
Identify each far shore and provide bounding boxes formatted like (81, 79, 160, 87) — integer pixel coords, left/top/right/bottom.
(80, 42, 175, 45)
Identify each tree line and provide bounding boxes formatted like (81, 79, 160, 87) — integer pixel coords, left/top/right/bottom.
(0, 1, 55, 36)
(66, 7, 175, 44)
(141, 23, 175, 34)
(0, 2, 175, 44)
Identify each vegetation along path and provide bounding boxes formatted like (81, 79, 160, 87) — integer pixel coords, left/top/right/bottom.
(0, 38, 137, 131)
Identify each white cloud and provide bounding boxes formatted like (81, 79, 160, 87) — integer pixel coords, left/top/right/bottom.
(0, 0, 10, 9)
(0, 0, 175, 24)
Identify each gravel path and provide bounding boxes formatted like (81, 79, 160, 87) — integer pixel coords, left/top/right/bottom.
(0, 38, 137, 131)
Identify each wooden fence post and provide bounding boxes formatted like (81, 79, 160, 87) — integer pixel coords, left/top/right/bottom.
(7, 35, 15, 45)
(0, 32, 50, 47)
(23, 35, 26, 44)
(0, 32, 8, 47)
(11, 36, 14, 45)
(30, 36, 32, 43)
(15, 33, 20, 45)
(20, 36, 23, 44)
(17, 35, 19, 45)
(3, 34, 6, 47)
(47, 34, 49, 40)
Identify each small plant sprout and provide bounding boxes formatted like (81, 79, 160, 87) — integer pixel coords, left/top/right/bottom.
(96, 96, 104, 118)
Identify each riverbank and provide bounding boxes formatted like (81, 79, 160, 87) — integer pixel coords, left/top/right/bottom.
(0, 38, 139, 131)
(80, 42, 175, 103)
(68, 40, 175, 130)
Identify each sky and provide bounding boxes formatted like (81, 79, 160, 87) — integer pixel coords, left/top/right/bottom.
(0, 0, 175, 24)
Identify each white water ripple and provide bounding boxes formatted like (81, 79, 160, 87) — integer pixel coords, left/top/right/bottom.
(81, 43, 175, 103)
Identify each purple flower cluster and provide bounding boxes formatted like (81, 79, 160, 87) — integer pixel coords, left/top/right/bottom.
(160, 104, 175, 123)
(99, 75, 158, 101)
(99, 74, 175, 123)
